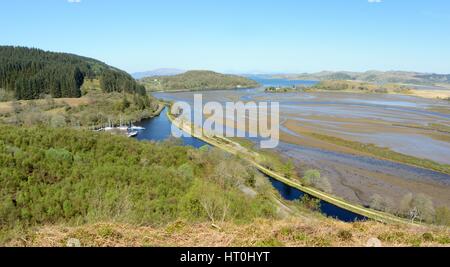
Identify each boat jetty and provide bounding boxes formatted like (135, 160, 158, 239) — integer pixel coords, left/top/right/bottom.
(93, 119, 145, 138)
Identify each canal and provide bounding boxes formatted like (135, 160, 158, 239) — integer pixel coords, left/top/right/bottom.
(134, 107, 367, 222)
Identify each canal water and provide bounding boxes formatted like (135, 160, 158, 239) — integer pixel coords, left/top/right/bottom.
(245, 75, 319, 88)
(135, 107, 207, 148)
(134, 107, 367, 222)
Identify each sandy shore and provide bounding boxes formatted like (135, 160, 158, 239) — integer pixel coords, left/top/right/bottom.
(409, 90, 450, 100)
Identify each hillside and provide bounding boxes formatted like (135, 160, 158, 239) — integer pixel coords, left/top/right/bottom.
(139, 70, 260, 92)
(275, 71, 450, 86)
(0, 125, 277, 244)
(1, 125, 449, 247)
(0, 46, 145, 100)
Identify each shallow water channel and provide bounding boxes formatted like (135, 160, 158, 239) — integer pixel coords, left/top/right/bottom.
(134, 107, 367, 222)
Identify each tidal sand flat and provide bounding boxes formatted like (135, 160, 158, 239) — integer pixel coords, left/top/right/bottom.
(154, 86, 450, 208)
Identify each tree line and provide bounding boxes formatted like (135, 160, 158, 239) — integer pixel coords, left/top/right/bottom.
(0, 46, 145, 100)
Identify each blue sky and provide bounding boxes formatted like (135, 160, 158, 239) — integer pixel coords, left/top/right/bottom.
(1, 0, 450, 74)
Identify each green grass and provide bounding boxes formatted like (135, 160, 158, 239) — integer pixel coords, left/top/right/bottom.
(393, 123, 450, 134)
(308, 132, 450, 175)
(80, 79, 102, 95)
(229, 137, 299, 180)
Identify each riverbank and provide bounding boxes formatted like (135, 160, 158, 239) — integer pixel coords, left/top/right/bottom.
(282, 127, 450, 175)
(166, 109, 415, 225)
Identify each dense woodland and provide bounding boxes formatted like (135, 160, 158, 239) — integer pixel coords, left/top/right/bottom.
(0, 46, 145, 100)
(0, 126, 276, 242)
(140, 70, 260, 91)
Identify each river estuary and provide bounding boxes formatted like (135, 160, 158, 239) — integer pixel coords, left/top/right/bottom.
(134, 76, 450, 221)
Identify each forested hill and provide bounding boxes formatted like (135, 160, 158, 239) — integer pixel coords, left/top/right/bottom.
(139, 70, 260, 91)
(0, 46, 145, 100)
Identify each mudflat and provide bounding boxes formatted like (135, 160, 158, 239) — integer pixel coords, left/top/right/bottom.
(154, 89, 450, 208)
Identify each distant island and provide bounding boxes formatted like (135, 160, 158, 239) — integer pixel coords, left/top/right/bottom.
(139, 70, 260, 92)
(279, 80, 450, 100)
(269, 71, 450, 100)
(265, 85, 306, 93)
(309, 80, 412, 94)
(131, 68, 186, 79)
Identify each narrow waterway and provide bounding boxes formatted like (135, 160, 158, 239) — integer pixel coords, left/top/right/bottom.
(134, 107, 367, 222)
(152, 84, 450, 209)
(135, 107, 207, 148)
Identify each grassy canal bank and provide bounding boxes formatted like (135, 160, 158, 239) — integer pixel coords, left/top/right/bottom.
(305, 132, 450, 175)
(166, 108, 415, 225)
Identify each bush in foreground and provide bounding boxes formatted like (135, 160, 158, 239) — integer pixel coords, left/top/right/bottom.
(0, 126, 276, 243)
